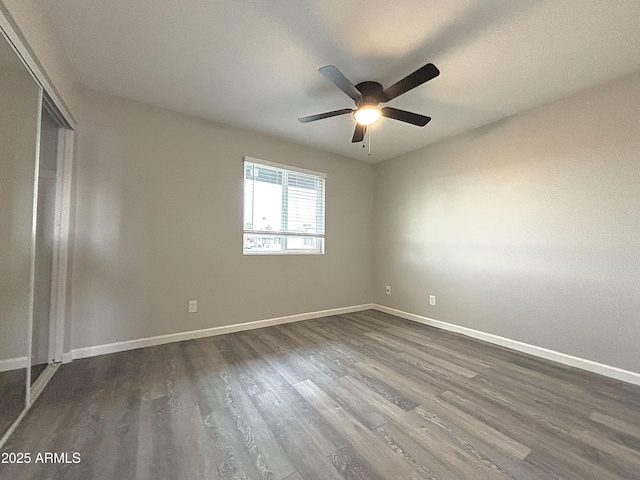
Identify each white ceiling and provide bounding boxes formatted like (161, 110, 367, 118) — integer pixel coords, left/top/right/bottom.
(43, 0, 640, 163)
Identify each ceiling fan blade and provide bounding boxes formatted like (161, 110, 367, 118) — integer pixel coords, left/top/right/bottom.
(382, 63, 439, 102)
(352, 124, 366, 143)
(319, 65, 363, 101)
(381, 107, 431, 126)
(298, 108, 353, 123)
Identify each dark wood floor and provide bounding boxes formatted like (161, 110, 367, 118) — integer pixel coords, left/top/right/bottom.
(2, 310, 640, 479)
(0, 368, 26, 437)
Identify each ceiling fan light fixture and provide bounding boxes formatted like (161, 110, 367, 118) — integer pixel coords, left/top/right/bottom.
(354, 106, 381, 126)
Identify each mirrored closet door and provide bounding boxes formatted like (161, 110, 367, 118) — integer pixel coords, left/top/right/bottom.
(0, 31, 43, 440)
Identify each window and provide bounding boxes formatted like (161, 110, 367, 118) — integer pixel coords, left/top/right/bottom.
(243, 157, 325, 255)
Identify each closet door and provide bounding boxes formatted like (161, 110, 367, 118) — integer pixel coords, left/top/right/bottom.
(0, 32, 42, 439)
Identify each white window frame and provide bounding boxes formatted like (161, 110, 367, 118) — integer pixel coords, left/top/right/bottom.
(243, 156, 326, 255)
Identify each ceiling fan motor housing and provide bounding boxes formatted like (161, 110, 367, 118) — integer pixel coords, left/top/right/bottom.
(355, 81, 384, 107)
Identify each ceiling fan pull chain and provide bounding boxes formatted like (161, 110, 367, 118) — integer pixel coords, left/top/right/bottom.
(368, 128, 371, 156)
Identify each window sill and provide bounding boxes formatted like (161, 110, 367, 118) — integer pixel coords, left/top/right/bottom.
(242, 250, 324, 256)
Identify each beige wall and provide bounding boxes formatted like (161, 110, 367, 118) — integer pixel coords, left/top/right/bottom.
(70, 88, 374, 350)
(374, 72, 640, 372)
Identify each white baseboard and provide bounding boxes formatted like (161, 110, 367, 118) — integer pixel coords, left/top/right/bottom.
(61, 352, 73, 364)
(72, 303, 375, 360)
(0, 356, 27, 373)
(373, 304, 640, 387)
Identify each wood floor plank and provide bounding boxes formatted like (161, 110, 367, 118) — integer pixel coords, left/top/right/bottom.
(301, 322, 365, 363)
(251, 386, 348, 458)
(464, 374, 579, 432)
(360, 309, 416, 328)
(140, 345, 169, 401)
(200, 404, 265, 479)
(417, 395, 531, 461)
(339, 313, 390, 332)
(332, 314, 381, 334)
(374, 420, 473, 480)
(170, 406, 216, 480)
(319, 379, 389, 430)
(589, 410, 640, 439)
(408, 405, 543, 480)
(568, 424, 640, 477)
(251, 389, 346, 479)
(390, 407, 525, 480)
(215, 370, 297, 479)
(164, 343, 198, 413)
(347, 367, 420, 412)
(334, 331, 471, 394)
(351, 311, 410, 329)
(136, 396, 178, 480)
(212, 334, 270, 396)
(182, 342, 229, 413)
(324, 375, 409, 430)
(328, 445, 386, 480)
(294, 379, 426, 480)
(351, 356, 441, 405)
(393, 320, 522, 366)
(42, 357, 125, 480)
(272, 326, 352, 380)
(90, 387, 141, 480)
(524, 448, 631, 480)
(382, 325, 496, 371)
(365, 330, 480, 379)
(437, 388, 632, 480)
(242, 331, 334, 386)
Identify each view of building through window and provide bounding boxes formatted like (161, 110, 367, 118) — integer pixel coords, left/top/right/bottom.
(243, 158, 325, 254)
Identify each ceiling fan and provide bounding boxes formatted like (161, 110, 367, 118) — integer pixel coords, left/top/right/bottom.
(299, 63, 440, 143)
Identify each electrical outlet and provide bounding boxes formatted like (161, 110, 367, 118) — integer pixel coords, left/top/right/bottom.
(385, 285, 391, 294)
(429, 295, 436, 306)
(188, 300, 198, 313)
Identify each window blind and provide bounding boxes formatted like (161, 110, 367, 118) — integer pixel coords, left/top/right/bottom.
(243, 158, 325, 254)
